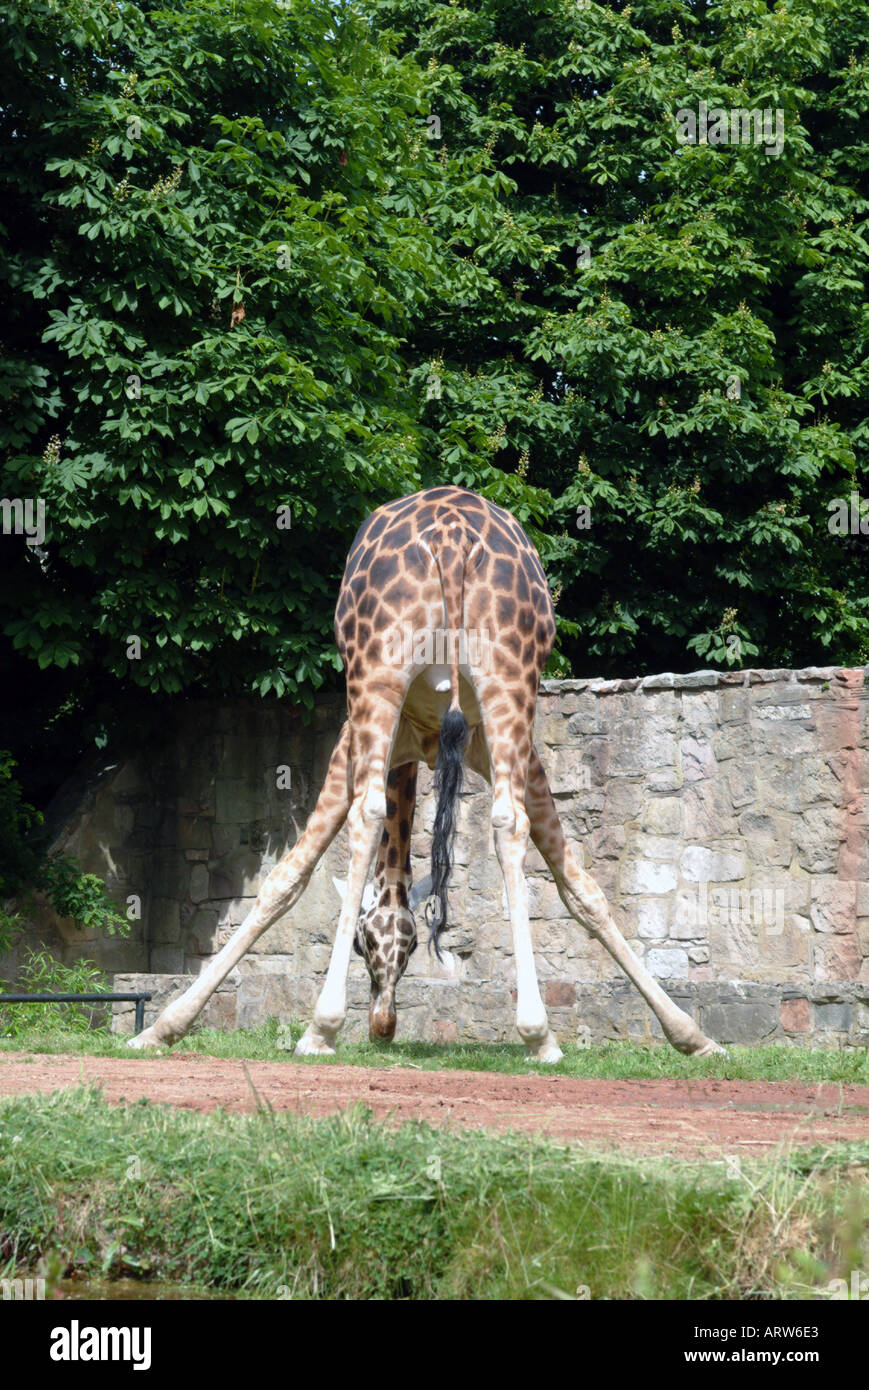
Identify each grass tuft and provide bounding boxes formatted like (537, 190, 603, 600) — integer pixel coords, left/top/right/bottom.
(0, 1086, 865, 1301)
(0, 1019, 867, 1084)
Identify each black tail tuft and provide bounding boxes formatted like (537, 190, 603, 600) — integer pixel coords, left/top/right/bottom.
(426, 707, 469, 960)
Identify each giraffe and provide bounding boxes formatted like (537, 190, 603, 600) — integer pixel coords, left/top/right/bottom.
(129, 485, 723, 1059)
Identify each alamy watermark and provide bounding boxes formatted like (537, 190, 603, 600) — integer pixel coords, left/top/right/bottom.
(2, 1277, 45, 1300)
(0, 497, 45, 546)
(675, 101, 784, 159)
(381, 623, 492, 673)
(49, 1322, 151, 1370)
(824, 1270, 869, 1300)
(828, 493, 869, 535)
(699, 881, 785, 935)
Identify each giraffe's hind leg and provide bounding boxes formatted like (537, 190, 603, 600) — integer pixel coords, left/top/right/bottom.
(525, 748, 725, 1057)
(128, 723, 354, 1049)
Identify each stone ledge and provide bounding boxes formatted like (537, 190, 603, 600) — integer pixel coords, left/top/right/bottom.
(541, 666, 858, 695)
(111, 972, 869, 1047)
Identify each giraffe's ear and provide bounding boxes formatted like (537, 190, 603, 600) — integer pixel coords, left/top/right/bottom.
(408, 873, 433, 910)
(332, 876, 347, 902)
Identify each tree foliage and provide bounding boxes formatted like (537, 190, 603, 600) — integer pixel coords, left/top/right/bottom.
(374, 0, 869, 674)
(0, 0, 447, 729)
(0, 0, 867, 795)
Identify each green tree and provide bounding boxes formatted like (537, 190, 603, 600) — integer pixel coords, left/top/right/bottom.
(375, 0, 869, 674)
(1, 0, 867, 808)
(0, 0, 475, 758)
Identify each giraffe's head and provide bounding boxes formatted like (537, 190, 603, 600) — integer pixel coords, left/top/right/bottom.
(334, 874, 432, 1041)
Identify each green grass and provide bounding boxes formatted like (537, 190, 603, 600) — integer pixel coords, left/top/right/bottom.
(0, 1086, 865, 1301)
(1, 1019, 868, 1083)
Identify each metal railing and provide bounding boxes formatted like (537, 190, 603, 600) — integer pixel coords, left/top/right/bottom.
(0, 992, 152, 1034)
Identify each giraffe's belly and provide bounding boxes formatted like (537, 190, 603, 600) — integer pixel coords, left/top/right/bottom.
(399, 669, 482, 736)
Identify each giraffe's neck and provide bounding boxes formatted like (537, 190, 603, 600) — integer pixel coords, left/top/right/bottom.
(371, 762, 417, 912)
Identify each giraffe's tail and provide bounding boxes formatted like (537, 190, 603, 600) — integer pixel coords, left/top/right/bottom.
(426, 705, 469, 959)
(427, 528, 473, 712)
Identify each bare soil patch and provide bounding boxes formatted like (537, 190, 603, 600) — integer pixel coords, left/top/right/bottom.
(0, 1052, 867, 1157)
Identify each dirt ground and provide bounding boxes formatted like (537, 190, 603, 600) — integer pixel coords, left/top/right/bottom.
(0, 1051, 867, 1157)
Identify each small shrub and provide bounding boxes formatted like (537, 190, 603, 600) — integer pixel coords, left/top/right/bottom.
(0, 750, 128, 938)
(0, 948, 112, 1035)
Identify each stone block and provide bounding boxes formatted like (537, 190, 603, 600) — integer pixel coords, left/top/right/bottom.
(608, 722, 678, 777)
(781, 997, 811, 1033)
(549, 742, 606, 793)
(681, 736, 716, 781)
(645, 947, 689, 979)
(707, 906, 762, 972)
(814, 1001, 853, 1032)
(203, 991, 237, 1032)
(720, 691, 749, 724)
(621, 860, 678, 895)
(646, 767, 682, 792)
(701, 998, 778, 1044)
(635, 898, 668, 939)
(630, 833, 681, 862)
(602, 781, 645, 820)
(728, 765, 757, 808)
(794, 806, 842, 873)
(565, 710, 602, 738)
(640, 797, 681, 835)
(189, 863, 209, 903)
(737, 811, 791, 868)
(432, 1019, 458, 1043)
(681, 846, 746, 882)
(177, 816, 212, 851)
(545, 981, 576, 1006)
(215, 778, 266, 824)
(150, 897, 181, 944)
(640, 673, 676, 689)
(187, 907, 220, 956)
(676, 673, 721, 690)
(590, 824, 627, 860)
(150, 946, 185, 973)
(809, 880, 857, 934)
(813, 935, 861, 981)
(670, 887, 704, 940)
(683, 781, 738, 840)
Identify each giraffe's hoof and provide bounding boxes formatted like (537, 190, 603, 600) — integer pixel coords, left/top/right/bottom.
(127, 1027, 165, 1050)
(691, 1037, 728, 1058)
(524, 1038, 564, 1065)
(294, 1028, 336, 1057)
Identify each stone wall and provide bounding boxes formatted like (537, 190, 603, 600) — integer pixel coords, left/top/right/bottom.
(14, 667, 869, 1047)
